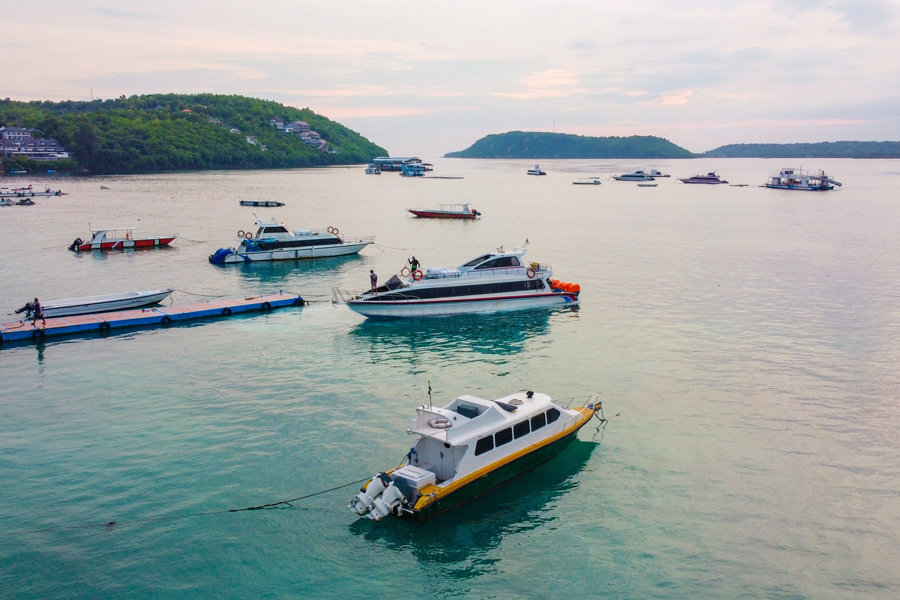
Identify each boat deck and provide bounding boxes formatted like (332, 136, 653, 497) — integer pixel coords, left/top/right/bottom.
(1, 292, 303, 346)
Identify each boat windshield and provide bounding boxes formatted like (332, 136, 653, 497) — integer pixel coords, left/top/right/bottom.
(462, 254, 491, 267)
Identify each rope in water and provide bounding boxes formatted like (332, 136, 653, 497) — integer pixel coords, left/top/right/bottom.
(0, 477, 370, 537)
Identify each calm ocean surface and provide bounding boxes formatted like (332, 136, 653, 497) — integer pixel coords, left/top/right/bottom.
(1, 158, 899, 599)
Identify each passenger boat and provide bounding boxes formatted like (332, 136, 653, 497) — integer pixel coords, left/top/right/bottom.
(365, 164, 381, 174)
(612, 170, 654, 181)
(678, 172, 728, 184)
(527, 165, 546, 176)
(17, 199, 35, 206)
(764, 168, 842, 191)
(209, 219, 374, 264)
(69, 227, 178, 252)
(239, 200, 284, 207)
(648, 169, 669, 178)
(349, 390, 604, 522)
(336, 247, 580, 318)
(400, 163, 426, 177)
(18, 290, 174, 318)
(407, 204, 481, 219)
(0, 185, 64, 197)
(572, 177, 602, 185)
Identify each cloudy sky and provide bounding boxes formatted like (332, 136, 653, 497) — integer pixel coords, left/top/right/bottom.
(7, 0, 900, 155)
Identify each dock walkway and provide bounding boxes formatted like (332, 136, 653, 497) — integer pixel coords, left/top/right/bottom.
(1, 292, 302, 345)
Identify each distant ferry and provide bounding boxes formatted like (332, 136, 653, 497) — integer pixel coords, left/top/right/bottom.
(764, 168, 842, 191)
(370, 157, 422, 171)
(679, 172, 728, 184)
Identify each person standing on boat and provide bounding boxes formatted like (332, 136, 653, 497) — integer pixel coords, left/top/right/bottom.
(408, 256, 420, 272)
(369, 270, 378, 292)
(32, 297, 46, 328)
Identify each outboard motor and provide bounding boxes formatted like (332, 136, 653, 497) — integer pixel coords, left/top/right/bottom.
(208, 248, 234, 264)
(68, 238, 84, 252)
(349, 473, 409, 521)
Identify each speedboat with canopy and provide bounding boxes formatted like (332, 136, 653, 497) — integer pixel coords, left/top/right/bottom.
(209, 219, 374, 264)
(349, 390, 605, 522)
(334, 246, 580, 318)
(69, 227, 178, 251)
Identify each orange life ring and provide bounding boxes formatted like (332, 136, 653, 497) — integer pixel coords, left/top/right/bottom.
(413, 269, 424, 281)
(244, 232, 253, 239)
(526, 268, 536, 278)
(237, 230, 245, 238)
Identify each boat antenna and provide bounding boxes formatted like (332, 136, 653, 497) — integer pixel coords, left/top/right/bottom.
(427, 381, 432, 408)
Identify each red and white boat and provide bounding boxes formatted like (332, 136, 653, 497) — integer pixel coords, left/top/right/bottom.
(69, 227, 178, 252)
(407, 203, 481, 219)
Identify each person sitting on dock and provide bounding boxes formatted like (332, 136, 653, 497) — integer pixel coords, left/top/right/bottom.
(408, 256, 420, 272)
(32, 297, 46, 328)
(370, 270, 378, 293)
(15, 301, 34, 319)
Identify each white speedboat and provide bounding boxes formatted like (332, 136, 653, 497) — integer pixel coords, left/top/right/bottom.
(349, 390, 604, 522)
(679, 172, 728, 184)
(527, 165, 546, 176)
(17, 290, 173, 318)
(764, 168, 842, 191)
(612, 170, 655, 181)
(335, 247, 579, 318)
(209, 219, 374, 264)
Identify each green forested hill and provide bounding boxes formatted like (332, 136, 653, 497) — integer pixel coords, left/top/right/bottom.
(702, 141, 900, 158)
(445, 131, 695, 159)
(0, 94, 387, 173)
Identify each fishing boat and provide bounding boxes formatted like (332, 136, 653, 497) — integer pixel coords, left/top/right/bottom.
(349, 390, 604, 522)
(572, 177, 602, 185)
(16, 290, 174, 318)
(69, 227, 178, 252)
(335, 247, 580, 318)
(679, 172, 728, 184)
(648, 169, 670, 178)
(527, 165, 546, 176)
(764, 168, 842, 191)
(637, 183, 658, 187)
(612, 170, 654, 181)
(407, 204, 481, 219)
(209, 219, 374, 264)
(365, 164, 381, 174)
(239, 200, 285, 207)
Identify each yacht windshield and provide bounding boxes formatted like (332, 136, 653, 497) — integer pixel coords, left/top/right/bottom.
(462, 254, 492, 267)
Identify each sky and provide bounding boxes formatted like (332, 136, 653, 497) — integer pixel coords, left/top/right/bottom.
(5, 0, 900, 156)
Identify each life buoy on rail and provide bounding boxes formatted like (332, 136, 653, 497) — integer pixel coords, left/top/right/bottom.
(237, 230, 245, 238)
(331, 228, 340, 236)
(526, 268, 536, 279)
(327, 226, 336, 234)
(245, 232, 253, 240)
(429, 418, 451, 429)
(413, 269, 424, 281)
(400, 266, 411, 277)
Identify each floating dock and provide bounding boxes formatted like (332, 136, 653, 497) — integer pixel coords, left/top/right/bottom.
(1, 292, 302, 346)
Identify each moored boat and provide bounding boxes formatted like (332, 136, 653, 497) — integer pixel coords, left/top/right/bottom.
(400, 163, 426, 177)
(612, 170, 654, 181)
(349, 390, 604, 522)
(69, 227, 178, 252)
(678, 172, 728, 184)
(16, 290, 174, 318)
(648, 169, 669, 178)
(527, 165, 546, 176)
(335, 247, 579, 318)
(0, 185, 64, 197)
(209, 219, 374, 264)
(572, 177, 602, 185)
(0, 199, 11, 207)
(764, 168, 842, 191)
(365, 164, 381, 174)
(407, 203, 481, 219)
(239, 200, 285, 207)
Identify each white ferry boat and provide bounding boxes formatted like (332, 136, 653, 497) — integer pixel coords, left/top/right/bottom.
(678, 172, 728, 184)
(335, 247, 579, 318)
(612, 170, 655, 181)
(764, 168, 842, 191)
(209, 219, 374, 264)
(349, 390, 604, 522)
(527, 165, 546, 176)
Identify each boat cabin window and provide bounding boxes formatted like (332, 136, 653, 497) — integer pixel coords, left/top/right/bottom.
(372, 279, 543, 302)
(262, 226, 289, 234)
(531, 412, 546, 431)
(475, 256, 520, 270)
(546, 408, 561, 424)
(474, 436, 494, 456)
(494, 427, 513, 447)
(463, 254, 492, 267)
(513, 420, 530, 439)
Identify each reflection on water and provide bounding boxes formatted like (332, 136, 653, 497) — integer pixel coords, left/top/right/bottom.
(349, 440, 596, 580)
(344, 307, 577, 368)
(224, 254, 365, 287)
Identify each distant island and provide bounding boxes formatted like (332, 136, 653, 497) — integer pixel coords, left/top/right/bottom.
(702, 141, 900, 159)
(0, 94, 387, 174)
(445, 131, 695, 159)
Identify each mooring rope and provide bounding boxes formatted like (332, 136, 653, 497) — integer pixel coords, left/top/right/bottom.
(0, 477, 370, 537)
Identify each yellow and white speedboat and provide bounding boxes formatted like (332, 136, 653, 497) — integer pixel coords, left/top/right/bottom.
(349, 391, 604, 522)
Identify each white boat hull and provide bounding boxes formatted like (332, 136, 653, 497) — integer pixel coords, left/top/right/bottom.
(42, 290, 173, 317)
(220, 242, 370, 263)
(347, 293, 576, 318)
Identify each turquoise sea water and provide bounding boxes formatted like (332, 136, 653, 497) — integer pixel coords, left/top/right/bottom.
(1, 159, 899, 598)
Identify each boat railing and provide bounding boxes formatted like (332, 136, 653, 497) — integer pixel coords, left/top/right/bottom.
(557, 393, 603, 410)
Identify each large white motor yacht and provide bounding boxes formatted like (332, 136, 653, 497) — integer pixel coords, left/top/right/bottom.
(209, 219, 374, 264)
(612, 170, 655, 181)
(335, 247, 580, 318)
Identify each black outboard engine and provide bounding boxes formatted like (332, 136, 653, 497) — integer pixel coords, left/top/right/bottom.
(68, 238, 83, 251)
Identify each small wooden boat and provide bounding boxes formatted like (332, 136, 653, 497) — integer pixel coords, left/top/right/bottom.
(17, 290, 174, 318)
(407, 203, 481, 219)
(572, 177, 602, 185)
(349, 390, 604, 522)
(70, 227, 178, 252)
(239, 200, 284, 207)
